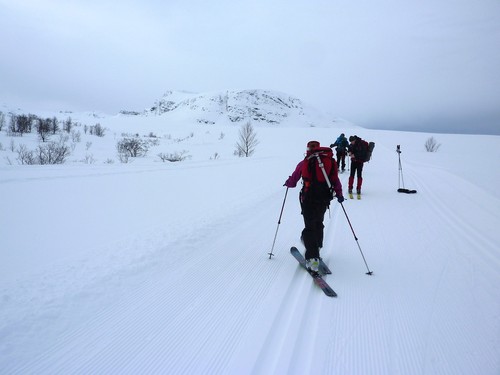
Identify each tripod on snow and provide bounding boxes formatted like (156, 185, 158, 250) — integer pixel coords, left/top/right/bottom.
(397, 145, 417, 194)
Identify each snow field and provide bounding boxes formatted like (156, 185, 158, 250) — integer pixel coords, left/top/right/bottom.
(0, 118, 499, 374)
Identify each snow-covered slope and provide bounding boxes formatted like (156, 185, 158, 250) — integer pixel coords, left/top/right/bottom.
(144, 89, 341, 127)
(0, 113, 499, 374)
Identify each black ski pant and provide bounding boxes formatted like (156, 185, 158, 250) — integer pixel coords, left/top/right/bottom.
(336, 152, 346, 171)
(349, 160, 364, 191)
(349, 160, 364, 179)
(300, 200, 328, 260)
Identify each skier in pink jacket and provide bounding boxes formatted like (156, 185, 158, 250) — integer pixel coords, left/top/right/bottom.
(284, 141, 344, 272)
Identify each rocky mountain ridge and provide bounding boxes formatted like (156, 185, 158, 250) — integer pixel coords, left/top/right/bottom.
(145, 89, 331, 126)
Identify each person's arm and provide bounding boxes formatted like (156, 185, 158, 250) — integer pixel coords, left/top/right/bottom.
(284, 160, 304, 187)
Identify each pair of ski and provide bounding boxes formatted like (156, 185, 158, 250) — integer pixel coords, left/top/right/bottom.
(290, 247, 337, 297)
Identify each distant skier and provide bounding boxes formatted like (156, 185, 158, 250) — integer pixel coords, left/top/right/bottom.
(347, 135, 369, 196)
(330, 133, 349, 172)
(284, 141, 344, 273)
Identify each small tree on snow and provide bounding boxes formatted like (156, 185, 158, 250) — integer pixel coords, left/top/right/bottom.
(117, 137, 150, 158)
(63, 117, 73, 133)
(157, 150, 190, 162)
(0, 111, 5, 131)
(235, 122, 259, 157)
(36, 118, 52, 142)
(425, 136, 441, 152)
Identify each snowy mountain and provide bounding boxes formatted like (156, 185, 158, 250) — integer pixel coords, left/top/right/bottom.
(0, 89, 355, 166)
(144, 89, 338, 127)
(1, 89, 350, 132)
(0, 97, 499, 374)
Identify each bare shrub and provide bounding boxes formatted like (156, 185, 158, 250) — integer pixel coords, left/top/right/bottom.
(117, 137, 150, 158)
(82, 154, 95, 164)
(158, 151, 190, 162)
(71, 129, 81, 143)
(425, 137, 441, 152)
(16, 144, 36, 165)
(0, 111, 5, 131)
(16, 140, 71, 165)
(63, 117, 73, 133)
(90, 123, 106, 137)
(118, 152, 130, 163)
(173, 134, 193, 143)
(36, 141, 71, 164)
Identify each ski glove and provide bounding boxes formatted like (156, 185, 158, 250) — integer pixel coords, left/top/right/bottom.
(337, 196, 345, 203)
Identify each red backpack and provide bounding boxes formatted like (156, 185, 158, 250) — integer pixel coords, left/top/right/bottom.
(301, 146, 337, 202)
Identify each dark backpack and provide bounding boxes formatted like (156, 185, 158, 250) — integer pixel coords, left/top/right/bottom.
(353, 139, 374, 162)
(365, 142, 375, 162)
(301, 147, 337, 203)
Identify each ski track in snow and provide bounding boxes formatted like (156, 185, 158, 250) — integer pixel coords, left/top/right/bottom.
(409, 167, 499, 374)
(4, 191, 281, 374)
(1, 132, 499, 374)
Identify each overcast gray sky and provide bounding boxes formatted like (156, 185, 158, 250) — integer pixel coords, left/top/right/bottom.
(1, 0, 499, 134)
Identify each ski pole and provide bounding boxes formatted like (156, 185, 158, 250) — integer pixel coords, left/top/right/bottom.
(268, 187, 289, 259)
(340, 202, 373, 275)
(397, 145, 405, 189)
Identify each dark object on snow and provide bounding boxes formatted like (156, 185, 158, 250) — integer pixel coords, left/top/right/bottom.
(398, 188, 417, 194)
(397, 145, 417, 194)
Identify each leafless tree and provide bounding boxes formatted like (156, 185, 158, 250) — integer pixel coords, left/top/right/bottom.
(0, 111, 5, 131)
(8, 115, 16, 135)
(63, 117, 73, 133)
(50, 117, 59, 134)
(36, 118, 52, 142)
(235, 121, 259, 157)
(13, 114, 32, 135)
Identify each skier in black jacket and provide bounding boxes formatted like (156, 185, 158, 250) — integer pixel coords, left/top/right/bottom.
(347, 135, 369, 195)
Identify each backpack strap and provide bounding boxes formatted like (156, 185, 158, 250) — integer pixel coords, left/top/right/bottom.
(312, 153, 332, 190)
(306, 151, 335, 192)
